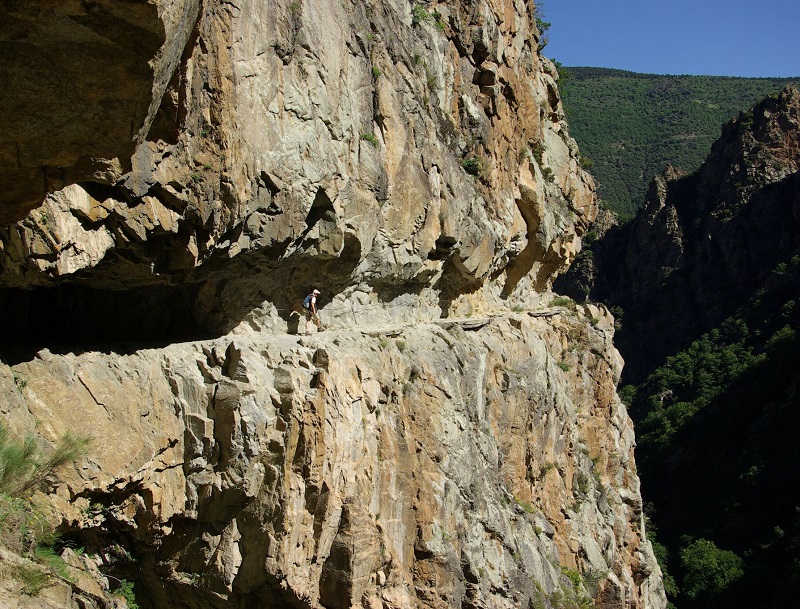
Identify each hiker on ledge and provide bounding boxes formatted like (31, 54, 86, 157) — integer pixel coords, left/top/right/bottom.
(302, 289, 324, 334)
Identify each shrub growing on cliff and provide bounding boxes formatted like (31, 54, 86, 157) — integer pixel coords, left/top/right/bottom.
(533, 3, 550, 50)
(0, 426, 91, 595)
(0, 424, 90, 498)
(0, 428, 37, 496)
(549, 296, 574, 309)
(115, 579, 139, 609)
(361, 132, 379, 147)
(425, 67, 438, 93)
(552, 565, 594, 609)
(461, 156, 485, 177)
(411, 4, 431, 25)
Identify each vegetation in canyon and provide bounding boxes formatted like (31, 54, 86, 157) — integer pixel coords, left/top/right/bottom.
(558, 85, 800, 609)
(624, 255, 800, 609)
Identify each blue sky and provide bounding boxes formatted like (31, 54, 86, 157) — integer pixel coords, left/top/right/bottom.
(542, 1, 800, 77)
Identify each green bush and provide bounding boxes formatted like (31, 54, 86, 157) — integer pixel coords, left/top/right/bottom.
(14, 564, 50, 596)
(461, 157, 485, 177)
(0, 424, 91, 596)
(116, 578, 139, 609)
(553, 565, 594, 609)
(35, 544, 72, 580)
(0, 424, 91, 498)
(0, 493, 50, 555)
(425, 68, 438, 92)
(411, 4, 431, 25)
(680, 538, 743, 600)
(0, 495, 74, 595)
(361, 132, 379, 147)
(650, 539, 679, 597)
(0, 429, 38, 496)
(549, 296, 573, 308)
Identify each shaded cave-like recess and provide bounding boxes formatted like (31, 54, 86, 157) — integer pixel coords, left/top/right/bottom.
(0, 283, 209, 359)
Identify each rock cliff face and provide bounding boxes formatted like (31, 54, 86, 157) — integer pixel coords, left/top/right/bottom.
(1, 0, 594, 339)
(0, 1, 663, 608)
(2, 309, 662, 609)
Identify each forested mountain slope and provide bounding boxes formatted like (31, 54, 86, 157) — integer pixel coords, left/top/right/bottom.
(559, 67, 798, 217)
(557, 86, 800, 609)
(629, 254, 800, 609)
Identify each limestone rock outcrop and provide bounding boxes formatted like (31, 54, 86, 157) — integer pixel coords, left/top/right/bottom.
(1, 0, 594, 337)
(0, 2, 665, 608)
(0, 546, 124, 609)
(2, 307, 663, 609)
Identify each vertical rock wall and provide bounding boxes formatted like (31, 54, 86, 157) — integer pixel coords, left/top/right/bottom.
(2, 307, 664, 608)
(1, 0, 594, 332)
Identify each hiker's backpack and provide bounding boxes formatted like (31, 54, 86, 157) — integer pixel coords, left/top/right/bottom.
(303, 294, 313, 310)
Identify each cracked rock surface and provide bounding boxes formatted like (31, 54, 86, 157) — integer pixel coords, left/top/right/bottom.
(3, 308, 664, 608)
(0, 2, 664, 608)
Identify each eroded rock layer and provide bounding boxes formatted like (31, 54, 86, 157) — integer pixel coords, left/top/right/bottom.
(1, 0, 594, 334)
(2, 307, 663, 608)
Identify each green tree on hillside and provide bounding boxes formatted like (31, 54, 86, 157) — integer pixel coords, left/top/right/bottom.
(557, 68, 798, 217)
(680, 538, 743, 600)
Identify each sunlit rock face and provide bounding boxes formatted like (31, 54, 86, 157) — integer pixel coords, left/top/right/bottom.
(0, 2, 665, 609)
(2, 305, 664, 609)
(1, 0, 595, 336)
(0, 0, 201, 224)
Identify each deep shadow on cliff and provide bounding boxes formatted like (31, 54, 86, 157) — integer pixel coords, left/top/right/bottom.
(0, 0, 201, 224)
(0, 3, 671, 609)
(557, 87, 800, 609)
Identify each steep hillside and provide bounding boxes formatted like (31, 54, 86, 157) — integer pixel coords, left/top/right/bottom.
(630, 256, 800, 609)
(559, 68, 798, 217)
(0, 2, 664, 609)
(558, 87, 800, 609)
(562, 87, 800, 382)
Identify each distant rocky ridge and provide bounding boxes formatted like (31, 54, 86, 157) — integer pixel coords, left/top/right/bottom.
(0, 2, 664, 608)
(558, 86, 800, 382)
